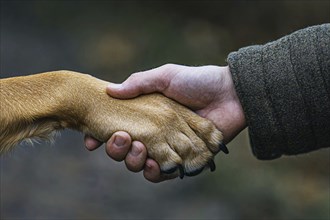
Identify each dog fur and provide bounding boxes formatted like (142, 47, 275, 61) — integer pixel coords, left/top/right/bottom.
(0, 70, 223, 176)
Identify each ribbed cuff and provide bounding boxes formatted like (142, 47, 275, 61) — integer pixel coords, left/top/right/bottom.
(227, 24, 330, 160)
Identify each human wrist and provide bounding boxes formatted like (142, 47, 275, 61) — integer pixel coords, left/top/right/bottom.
(223, 66, 247, 137)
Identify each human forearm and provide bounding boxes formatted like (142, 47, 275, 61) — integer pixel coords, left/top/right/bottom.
(227, 23, 330, 159)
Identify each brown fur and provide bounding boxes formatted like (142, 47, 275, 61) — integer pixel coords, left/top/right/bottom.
(0, 70, 222, 174)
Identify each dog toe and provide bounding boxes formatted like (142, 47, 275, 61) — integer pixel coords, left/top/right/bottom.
(184, 166, 204, 177)
(161, 166, 178, 174)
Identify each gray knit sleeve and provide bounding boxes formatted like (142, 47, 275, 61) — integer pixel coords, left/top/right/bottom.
(227, 24, 330, 160)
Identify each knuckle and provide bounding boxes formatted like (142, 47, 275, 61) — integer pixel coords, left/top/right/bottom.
(126, 72, 141, 84)
(162, 63, 176, 70)
(129, 72, 140, 79)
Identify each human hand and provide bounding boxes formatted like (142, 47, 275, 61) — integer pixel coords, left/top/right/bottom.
(85, 64, 246, 182)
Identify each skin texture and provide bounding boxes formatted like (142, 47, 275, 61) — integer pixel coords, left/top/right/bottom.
(85, 64, 246, 182)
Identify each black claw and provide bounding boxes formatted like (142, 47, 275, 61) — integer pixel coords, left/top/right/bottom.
(208, 159, 216, 172)
(178, 165, 184, 179)
(219, 142, 229, 154)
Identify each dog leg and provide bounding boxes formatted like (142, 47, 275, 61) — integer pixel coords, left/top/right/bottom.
(0, 70, 224, 177)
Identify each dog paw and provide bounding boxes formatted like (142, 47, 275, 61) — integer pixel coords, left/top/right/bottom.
(78, 75, 227, 179)
(129, 94, 228, 179)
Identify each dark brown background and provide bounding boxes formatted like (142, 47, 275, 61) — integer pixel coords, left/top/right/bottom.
(1, 1, 329, 219)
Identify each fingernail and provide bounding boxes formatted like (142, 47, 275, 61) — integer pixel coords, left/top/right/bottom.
(145, 161, 153, 170)
(108, 83, 122, 90)
(85, 143, 92, 150)
(85, 140, 93, 150)
(130, 145, 142, 156)
(114, 135, 126, 147)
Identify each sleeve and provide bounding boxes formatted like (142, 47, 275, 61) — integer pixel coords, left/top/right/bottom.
(227, 23, 330, 160)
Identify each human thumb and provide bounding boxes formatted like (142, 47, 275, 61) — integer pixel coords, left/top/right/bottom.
(106, 82, 140, 99)
(107, 65, 174, 99)
(106, 73, 152, 99)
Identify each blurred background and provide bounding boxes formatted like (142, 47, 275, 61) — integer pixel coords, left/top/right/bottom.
(1, 1, 329, 219)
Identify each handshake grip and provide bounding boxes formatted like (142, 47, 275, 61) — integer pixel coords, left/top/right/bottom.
(0, 70, 228, 178)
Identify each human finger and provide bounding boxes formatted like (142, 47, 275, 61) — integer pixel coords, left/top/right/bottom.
(84, 135, 103, 151)
(106, 64, 176, 99)
(143, 158, 177, 183)
(124, 141, 148, 172)
(105, 131, 132, 161)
